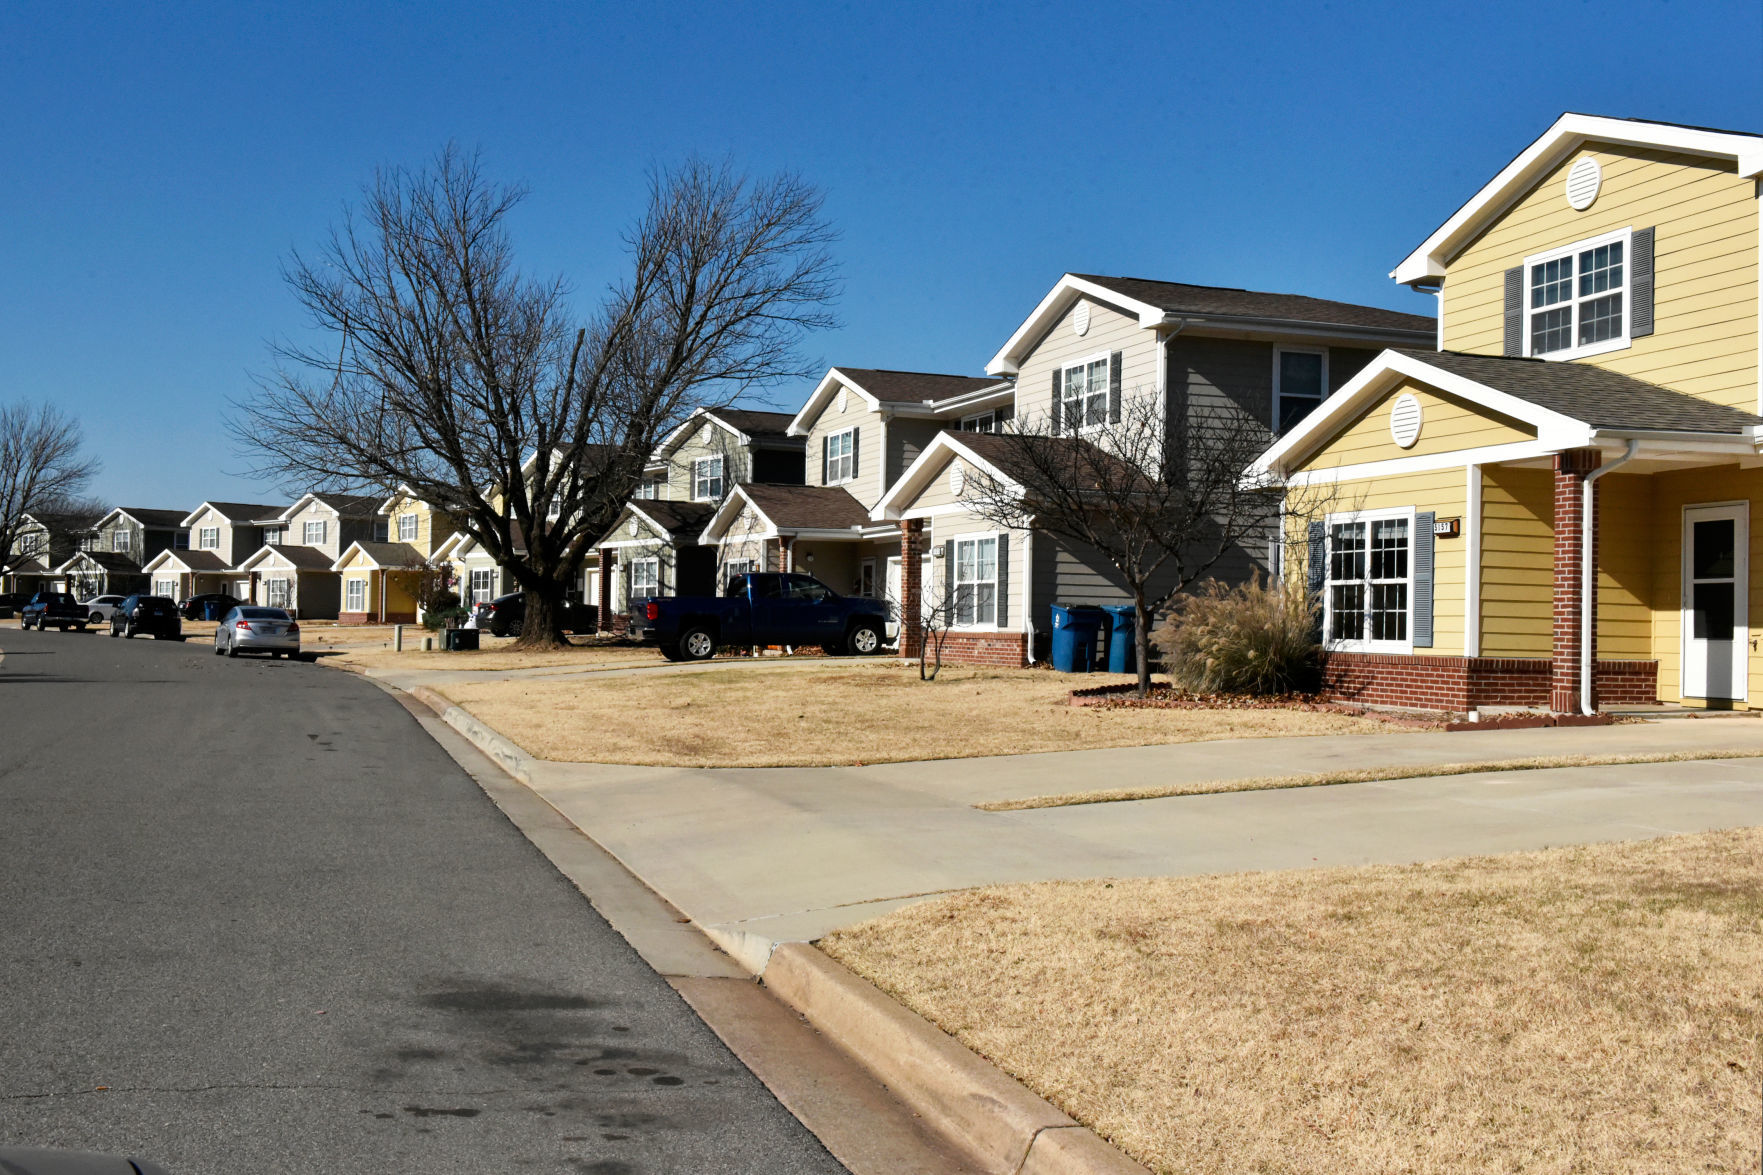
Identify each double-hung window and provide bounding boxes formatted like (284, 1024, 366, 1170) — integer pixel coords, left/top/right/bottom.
(630, 557, 660, 599)
(1060, 356, 1109, 430)
(112, 530, 130, 553)
(825, 429, 855, 483)
(723, 559, 755, 592)
(198, 527, 220, 549)
(303, 520, 327, 546)
(693, 457, 724, 502)
(1525, 228, 1629, 358)
(958, 411, 997, 434)
(468, 568, 496, 604)
(1273, 349, 1328, 435)
(951, 534, 998, 627)
(1324, 510, 1411, 649)
(397, 514, 419, 542)
(635, 476, 663, 499)
(154, 578, 178, 599)
(265, 577, 292, 609)
(346, 578, 367, 612)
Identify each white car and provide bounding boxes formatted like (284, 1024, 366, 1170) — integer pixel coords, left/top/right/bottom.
(79, 594, 127, 625)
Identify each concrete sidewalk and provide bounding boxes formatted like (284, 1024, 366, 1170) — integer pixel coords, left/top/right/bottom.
(382, 670, 1763, 972)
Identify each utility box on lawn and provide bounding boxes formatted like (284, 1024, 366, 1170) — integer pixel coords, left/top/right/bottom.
(445, 628, 480, 652)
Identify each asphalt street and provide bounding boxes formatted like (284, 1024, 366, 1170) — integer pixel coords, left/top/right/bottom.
(0, 625, 846, 1175)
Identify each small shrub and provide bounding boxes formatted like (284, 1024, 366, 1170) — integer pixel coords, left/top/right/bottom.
(1154, 577, 1321, 696)
(423, 606, 471, 632)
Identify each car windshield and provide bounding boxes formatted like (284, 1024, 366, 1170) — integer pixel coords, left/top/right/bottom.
(238, 608, 288, 620)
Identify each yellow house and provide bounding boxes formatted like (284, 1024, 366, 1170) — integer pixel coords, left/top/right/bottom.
(330, 487, 461, 624)
(1254, 114, 1763, 713)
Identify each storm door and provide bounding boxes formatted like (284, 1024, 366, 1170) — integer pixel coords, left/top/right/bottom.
(1681, 502, 1748, 701)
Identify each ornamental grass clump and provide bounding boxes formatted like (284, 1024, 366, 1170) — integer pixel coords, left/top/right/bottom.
(1155, 576, 1321, 696)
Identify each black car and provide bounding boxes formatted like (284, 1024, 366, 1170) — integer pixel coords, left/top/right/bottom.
(20, 591, 87, 631)
(474, 592, 597, 638)
(181, 593, 243, 621)
(109, 595, 185, 641)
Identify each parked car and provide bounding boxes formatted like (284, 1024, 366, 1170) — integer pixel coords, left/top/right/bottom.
(638, 572, 888, 661)
(214, 606, 300, 659)
(0, 1146, 171, 1174)
(108, 595, 184, 641)
(0, 590, 30, 612)
(474, 592, 597, 638)
(181, 593, 243, 621)
(79, 594, 127, 625)
(20, 591, 87, 631)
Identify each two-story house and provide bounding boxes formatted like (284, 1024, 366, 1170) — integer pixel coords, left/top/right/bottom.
(56, 507, 189, 598)
(3, 508, 100, 597)
(1252, 114, 1763, 714)
(234, 493, 385, 618)
(331, 487, 462, 624)
(141, 501, 286, 602)
(870, 274, 1433, 665)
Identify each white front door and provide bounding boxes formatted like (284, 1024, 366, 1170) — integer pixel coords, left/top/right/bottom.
(883, 556, 934, 640)
(1681, 502, 1748, 701)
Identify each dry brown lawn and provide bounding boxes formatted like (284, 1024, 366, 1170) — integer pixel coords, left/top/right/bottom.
(437, 662, 1401, 766)
(820, 829, 1763, 1175)
(328, 634, 658, 673)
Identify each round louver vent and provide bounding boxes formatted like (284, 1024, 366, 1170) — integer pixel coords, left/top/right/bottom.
(628, 517, 639, 536)
(1389, 392, 1423, 449)
(949, 465, 966, 496)
(1565, 156, 1602, 211)
(1073, 302, 1091, 336)
(837, 388, 848, 413)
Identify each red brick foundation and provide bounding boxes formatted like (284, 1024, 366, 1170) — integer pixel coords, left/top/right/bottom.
(926, 631, 1030, 668)
(1323, 652, 1656, 712)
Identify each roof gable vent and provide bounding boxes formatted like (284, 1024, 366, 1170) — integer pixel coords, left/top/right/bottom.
(1072, 301, 1091, 336)
(1390, 392, 1423, 449)
(1565, 156, 1602, 211)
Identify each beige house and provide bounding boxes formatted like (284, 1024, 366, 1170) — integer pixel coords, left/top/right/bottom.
(231, 492, 384, 618)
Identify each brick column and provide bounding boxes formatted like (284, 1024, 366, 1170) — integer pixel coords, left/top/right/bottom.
(1551, 448, 1601, 713)
(900, 519, 923, 660)
(597, 547, 615, 633)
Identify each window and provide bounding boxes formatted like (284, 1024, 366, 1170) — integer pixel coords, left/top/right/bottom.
(262, 527, 284, 546)
(952, 535, 998, 627)
(958, 411, 998, 434)
(635, 476, 664, 499)
(1525, 228, 1630, 358)
(724, 559, 755, 592)
(174, 531, 190, 549)
(1273, 349, 1328, 435)
(469, 568, 496, 604)
(112, 530, 130, 553)
(372, 520, 389, 543)
(1060, 355, 1110, 429)
(17, 532, 41, 556)
(825, 429, 855, 483)
(397, 514, 418, 542)
(692, 458, 724, 501)
(856, 558, 877, 598)
(546, 497, 562, 521)
(265, 578, 292, 609)
(630, 558, 659, 598)
(1324, 511, 1411, 649)
(198, 527, 220, 549)
(346, 579, 367, 612)
(80, 534, 98, 551)
(154, 578, 178, 599)
(303, 520, 327, 545)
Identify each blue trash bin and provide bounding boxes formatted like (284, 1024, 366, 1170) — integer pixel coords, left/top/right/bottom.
(1049, 604, 1105, 672)
(1102, 604, 1137, 674)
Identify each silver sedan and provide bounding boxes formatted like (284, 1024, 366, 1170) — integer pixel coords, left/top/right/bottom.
(215, 606, 301, 659)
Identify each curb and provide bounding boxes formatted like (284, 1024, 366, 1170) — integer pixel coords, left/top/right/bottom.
(398, 681, 1148, 1175)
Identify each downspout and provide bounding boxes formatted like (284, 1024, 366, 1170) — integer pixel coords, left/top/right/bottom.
(1581, 439, 1638, 715)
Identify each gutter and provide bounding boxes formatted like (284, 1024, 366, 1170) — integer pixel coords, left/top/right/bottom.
(1580, 438, 1639, 715)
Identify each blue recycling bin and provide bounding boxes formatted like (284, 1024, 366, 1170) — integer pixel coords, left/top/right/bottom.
(1049, 604, 1105, 673)
(1102, 604, 1137, 674)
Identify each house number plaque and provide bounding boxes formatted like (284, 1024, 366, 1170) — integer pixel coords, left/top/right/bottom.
(1433, 516, 1461, 538)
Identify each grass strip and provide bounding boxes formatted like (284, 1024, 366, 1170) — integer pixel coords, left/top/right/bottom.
(977, 746, 1763, 810)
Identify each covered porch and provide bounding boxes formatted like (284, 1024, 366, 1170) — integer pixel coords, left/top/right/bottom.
(332, 541, 428, 625)
(141, 549, 236, 603)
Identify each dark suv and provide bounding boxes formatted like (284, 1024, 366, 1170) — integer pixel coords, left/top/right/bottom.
(109, 595, 185, 641)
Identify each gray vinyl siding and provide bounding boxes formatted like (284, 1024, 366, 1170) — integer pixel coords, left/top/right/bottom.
(1012, 296, 1159, 430)
(922, 508, 1026, 632)
(802, 388, 881, 503)
(662, 422, 752, 501)
(887, 418, 944, 497)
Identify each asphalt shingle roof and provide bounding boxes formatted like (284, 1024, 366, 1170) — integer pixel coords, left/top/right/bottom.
(950, 430, 1146, 495)
(308, 493, 385, 518)
(1071, 274, 1436, 335)
(836, 369, 1003, 405)
(258, 544, 336, 571)
(710, 408, 799, 439)
(737, 483, 871, 530)
(345, 541, 428, 567)
(1404, 350, 1763, 435)
(161, 550, 232, 573)
(201, 501, 287, 522)
(629, 500, 718, 538)
(63, 550, 142, 573)
(118, 507, 190, 529)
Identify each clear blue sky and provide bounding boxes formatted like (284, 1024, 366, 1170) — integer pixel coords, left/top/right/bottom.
(4, 1, 1760, 508)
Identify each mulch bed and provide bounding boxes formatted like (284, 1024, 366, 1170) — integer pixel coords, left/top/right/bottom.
(1068, 682, 1446, 726)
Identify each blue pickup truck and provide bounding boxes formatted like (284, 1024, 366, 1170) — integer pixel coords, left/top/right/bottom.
(638, 572, 890, 661)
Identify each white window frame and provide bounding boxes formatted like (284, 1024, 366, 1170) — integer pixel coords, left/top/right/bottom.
(950, 532, 1000, 630)
(265, 577, 292, 609)
(262, 527, 283, 546)
(154, 578, 179, 600)
(958, 411, 997, 434)
(635, 475, 663, 500)
(692, 457, 725, 502)
(468, 568, 496, 605)
(824, 427, 856, 484)
(1059, 352, 1112, 433)
(1321, 506, 1415, 654)
(724, 558, 756, 591)
(630, 557, 660, 598)
(1272, 347, 1329, 436)
(302, 520, 327, 546)
(198, 527, 220, 549)
(397, 513, 419, 542)
(1523, 226, 1633, 361)
(345, 578, 368, 612)
(112, 530, 130, 553)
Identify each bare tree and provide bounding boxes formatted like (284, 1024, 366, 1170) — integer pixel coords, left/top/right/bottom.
(0, 402, 100, 582)
(959, 393, 1333, 697)
(232, 146, 838, 647)
(915, 573, 962, 681)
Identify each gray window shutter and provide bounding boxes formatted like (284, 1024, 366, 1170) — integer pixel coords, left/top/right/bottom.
(1630, 226, 1655, 338)
(1306, 520, 1327, 641)
(1503, 266, 1523, 356)
(943, 538, 955, 610)
(821, 436, 829, 485)
(994, 532, 1009, 627)
(1412, 512, 1435, 648)
(1109, 351, 1123, 423)
(997, 404, 1014, 429)
(1050, 370, 1062, 434)
(851, 426, 860, 479)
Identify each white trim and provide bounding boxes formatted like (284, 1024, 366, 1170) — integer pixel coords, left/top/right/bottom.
(1756, 188, 1762, 417)
(824, 426, 857, 485)
(957, 409, 997, 434)
(691, 455, 725, 502)
(876, 416, 889, 504)
(786, 370, 881, 436)
(1394, 114, 1763, 284)
(1680, 499, 1750, 702)
(872, 432, 1026, 520)
(1021, 528, 1036, 662)
(1321, 506, 1417, 655)
(1282, 440, 1558, 487)
(1581, 440, 1638, 712)
(1056, 349, 1115, 435)
(1521, 226, 1633, 361)
(628, 556, 660, 598)
(345, 577, 368, 613)
(1463, 464, 1482, 657)
(1271, 346, 1329, 437)
(948, 530, 1002, 631)
(987, 276, 1167, 376)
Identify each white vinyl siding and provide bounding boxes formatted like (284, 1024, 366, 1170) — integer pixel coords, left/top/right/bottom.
(1524, 227, 1631, 359)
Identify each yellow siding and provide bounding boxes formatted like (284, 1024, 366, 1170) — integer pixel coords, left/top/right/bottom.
(1441, 143, 1759, 410)
(1297, 379, 1535, 472)
(1647, 465, 1763, 705)
(1596, 473, 1654, 660)
(1479, 466, 1554, 658)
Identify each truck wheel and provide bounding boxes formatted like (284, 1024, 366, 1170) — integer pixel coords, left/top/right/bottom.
(679, 627, 717, 661)
(845, 622, 882, 656)
(658, 643, 684, 662)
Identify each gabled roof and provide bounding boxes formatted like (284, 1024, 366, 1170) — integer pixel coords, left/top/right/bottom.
(279, 492, 384, 521)
(786, 368, 1010, 435)
(873, 428, 1153, 522)
(141, 549, 232, 574)
(624, 499, 718, 541)
(650, 407, 804, 466)
(702, 482, 874, 543)
(331, 540, 428, 572)
(182, 501, 286, 526)
(95, 506, 189, 532)
(1394, 113, 1763, 284)
(55, 550, 142, 574)
(987, 273, 1435, 376)
(237, 543, 337, 572)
